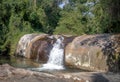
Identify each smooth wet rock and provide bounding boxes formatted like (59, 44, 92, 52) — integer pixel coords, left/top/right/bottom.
(16, 34, 40, 57)
(0, 64, 71, 82)
(16, 34, 54, 62)
(65, 34, 120, 72)
(16, 34, 70, 62)
(16, 34, 120, 72)
(1, 64, 120, 82)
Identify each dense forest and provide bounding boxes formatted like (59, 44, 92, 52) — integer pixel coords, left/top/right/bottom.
(0, 0, 120, 55)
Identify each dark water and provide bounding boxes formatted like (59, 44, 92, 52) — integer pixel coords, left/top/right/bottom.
(0, 56, 89, 73)
(0, 56, 40, 68)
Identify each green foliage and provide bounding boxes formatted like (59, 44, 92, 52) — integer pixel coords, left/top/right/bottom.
(0, 0, 47, 55)
(54, 0, 120, 35)
(54, 0, 90, 35)
(54, 10, 86, 35)
(87, 0, 120, 33)
(0, 0, 120, 55)
(40, 0, 61, 34)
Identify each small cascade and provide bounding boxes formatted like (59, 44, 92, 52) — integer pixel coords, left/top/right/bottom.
(39, 36, 65, 70)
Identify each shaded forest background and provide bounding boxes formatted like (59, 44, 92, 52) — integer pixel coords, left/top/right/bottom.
(0, 0, 120, 55)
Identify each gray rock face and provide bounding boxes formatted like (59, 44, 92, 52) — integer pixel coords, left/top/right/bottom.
(0, 64, 73, 82)
(16, 34, 66, 62)
(1, 64, 120, 82)
(16, 34, 53, 62)
(65, 34, 120, 72)
(16, 34, 120, 72)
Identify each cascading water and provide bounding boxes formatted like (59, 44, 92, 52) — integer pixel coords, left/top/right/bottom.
(38, 36, 65, 70)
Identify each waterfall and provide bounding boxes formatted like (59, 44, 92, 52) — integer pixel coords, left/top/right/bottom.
(39, 36, 65, 70)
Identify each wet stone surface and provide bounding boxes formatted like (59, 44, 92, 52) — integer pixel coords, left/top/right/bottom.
(0, 64, 120, 82)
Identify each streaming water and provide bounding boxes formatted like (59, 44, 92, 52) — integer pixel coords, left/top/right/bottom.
(0, 36, 86, 73)
(37, 36, 65, 71)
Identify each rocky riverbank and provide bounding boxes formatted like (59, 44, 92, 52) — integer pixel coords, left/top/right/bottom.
(0, 64, 120, 82)
(16, 34, 120, 72)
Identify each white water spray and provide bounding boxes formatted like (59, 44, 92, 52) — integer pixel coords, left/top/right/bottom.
(39, 36, 65, 70)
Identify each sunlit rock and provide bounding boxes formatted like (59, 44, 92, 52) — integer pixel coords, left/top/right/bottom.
(16, 34, 120, 72)
(16, 33, 53, 62)
(65, 34, 120, 72)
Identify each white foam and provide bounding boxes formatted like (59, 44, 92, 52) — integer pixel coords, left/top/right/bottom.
(39, 63, 64, 70)
(39, 36, 65, 70)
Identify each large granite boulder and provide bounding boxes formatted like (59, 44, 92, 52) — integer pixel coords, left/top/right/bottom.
(16, 34, 66, 62)
(65, 34, 120, 72)
(16, 34, 120, 72)
(16, 34, 54, 62)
